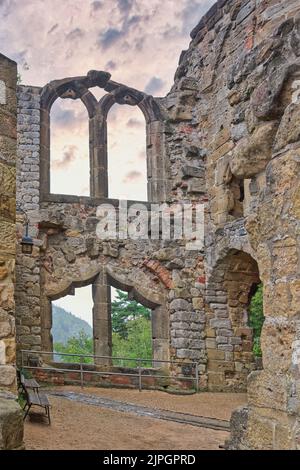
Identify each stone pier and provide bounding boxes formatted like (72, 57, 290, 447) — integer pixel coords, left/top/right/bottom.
(0, 53, 23, 450)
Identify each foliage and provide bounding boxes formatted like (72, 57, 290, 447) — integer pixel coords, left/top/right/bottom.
(53, 290, 152, 365)
(111, 290, 150, 339)
(249, 284, 264, 357)
(112, 316, 152, 367)
(54, 330, 93, 363)
(17, 392, 26, 409)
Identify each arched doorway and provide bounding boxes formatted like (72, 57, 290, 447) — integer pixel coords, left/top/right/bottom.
(206, 249, 262, 391)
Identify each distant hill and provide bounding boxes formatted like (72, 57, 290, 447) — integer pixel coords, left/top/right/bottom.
(52, 305, 92, 345)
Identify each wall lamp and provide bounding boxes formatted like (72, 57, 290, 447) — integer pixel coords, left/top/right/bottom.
(16, 206, 34, 255)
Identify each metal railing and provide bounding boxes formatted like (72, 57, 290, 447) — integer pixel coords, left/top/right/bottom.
(20, 349, 200, 392)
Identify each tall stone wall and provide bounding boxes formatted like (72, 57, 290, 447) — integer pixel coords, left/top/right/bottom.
(0, 54, 17, 392)
(165, 0, 300, 449)
(0, 53, 23, 450)
(15, 86, 41, 358)
(15, 79, 209, 380)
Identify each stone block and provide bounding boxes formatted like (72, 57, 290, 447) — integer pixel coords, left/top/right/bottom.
(0, 365, 15, 387)
(0, 321, 11, 339)
(207, 349, 225, 360)
(0, 341, 5, 365)
(182, 165, 205, 179)
(208, 360, 235, 372)
(192, 297, 204, 309)
(210, 318, 231, 329)
(169, 299, 191, 311)
(187, 178, 206, 194)
(0, 398, 23, 450)
(206, 338, 216, 349)
(207, 372, 225, 387)
(246, 411, 275, 450)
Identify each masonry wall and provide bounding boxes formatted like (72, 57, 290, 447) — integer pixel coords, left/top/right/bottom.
(0, 53, 23, 450)
(15, 81, 209, 382)
(15, 86, 41, 358)
(0, 54, 18, 392)
(165, 0, 300, 449)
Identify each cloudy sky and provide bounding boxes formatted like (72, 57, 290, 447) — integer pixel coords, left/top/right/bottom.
(1, 0, 214, 326)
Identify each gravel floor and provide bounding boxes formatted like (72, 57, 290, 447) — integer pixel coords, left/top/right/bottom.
(24, 387, 246, 450)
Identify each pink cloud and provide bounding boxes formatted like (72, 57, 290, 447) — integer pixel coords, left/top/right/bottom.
(123, 170, 143, 183)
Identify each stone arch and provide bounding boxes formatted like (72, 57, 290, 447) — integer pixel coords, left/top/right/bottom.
(40, 73, 104, 200)
(41, 269, 101, 354)
(99, 88, 162, 124)
(99, 90, 167, 202)
(106, 265, 169, 363)
(206, 248, 261, 391)
(40, 71, 167, 202)
(41, 263, 169, 363)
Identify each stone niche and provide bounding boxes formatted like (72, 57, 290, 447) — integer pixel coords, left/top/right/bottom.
(0, 53, 24, 449)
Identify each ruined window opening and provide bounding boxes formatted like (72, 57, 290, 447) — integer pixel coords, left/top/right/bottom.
(110, 287, 152, 367)
(107, 103, 147, 201)
(51, 285, 94, 364)
(239, 180, 245, 202)
(50, 98, 89, 196)
(229, 176, 245, 218)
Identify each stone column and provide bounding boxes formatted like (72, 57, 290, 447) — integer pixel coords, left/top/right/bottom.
(152, 306, 169, 365)
(0, 53, 24, 449)
(90, 112, 108, 198)
(92, 270, 112, 365)
(40, 295, 53, 355)
(146, 121, 169, 202)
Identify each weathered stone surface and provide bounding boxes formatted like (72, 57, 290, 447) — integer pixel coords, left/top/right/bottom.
(0, 398, 24, 450)
(0, 365, 15, 387)
(230, 122, 277, 178)
(225, 406, 249, 449)
(274, 103, 300, 151)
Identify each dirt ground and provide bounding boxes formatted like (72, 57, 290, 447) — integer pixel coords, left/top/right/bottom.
(54, 386, 246, 420)
(24, 388, 246, 450)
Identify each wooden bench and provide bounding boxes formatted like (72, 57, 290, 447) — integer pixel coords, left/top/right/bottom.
(19, 373, 51, 425)
(23, 387, 51, 425)
(20, 374, 40, 393)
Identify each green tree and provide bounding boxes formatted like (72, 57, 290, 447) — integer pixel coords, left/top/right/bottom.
(112, 316, 152, 366)
(54, 330, 93, 363)
(249, 283, 264, 357)
(53, 291, 152, 365)
(111, 289, 150, 338)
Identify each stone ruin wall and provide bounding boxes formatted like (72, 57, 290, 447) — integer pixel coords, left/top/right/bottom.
(14, 0, 300, 402)
(0, 53, 23, 450)
(0, 0, 299, 450)
(15, 81, 208, 379)
(170, 0, 300, 450)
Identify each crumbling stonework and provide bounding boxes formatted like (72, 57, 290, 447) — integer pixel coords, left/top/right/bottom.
(1, 0, 300, 450)
(0, 53, 24, 450)
(173, 0, 300, 450)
